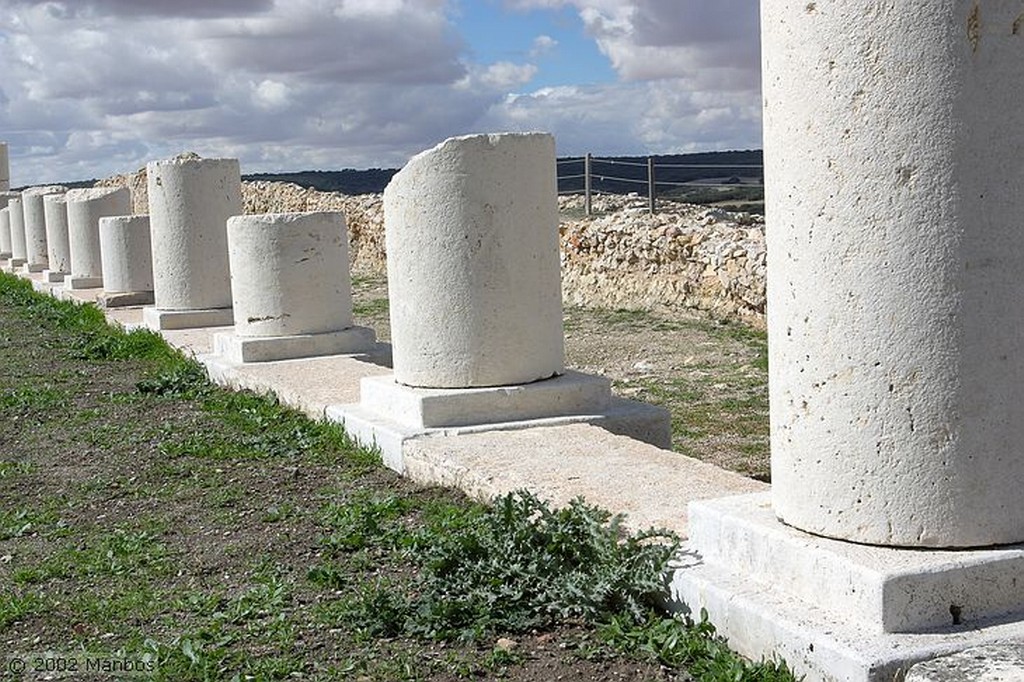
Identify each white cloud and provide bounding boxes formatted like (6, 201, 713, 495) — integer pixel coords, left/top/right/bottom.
(530, 34, 558, 57)
(0, 0, 762, 185)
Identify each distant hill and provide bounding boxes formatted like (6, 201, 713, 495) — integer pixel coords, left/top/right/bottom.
(243, 150, 764, 196)
(44, 150, 763, 197)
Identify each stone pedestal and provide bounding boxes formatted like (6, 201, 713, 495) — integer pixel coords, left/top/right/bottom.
(98, 215, 154, 308)
(0, 142, 8, 192)
(212, 212, 375, 362)
(0, 191, 18, 259)
(21, 186, 65, 273)
(42, 194, 69, 283)
(332, 133, 669, 468)
(669, 3, 1024, 680)
(8, 196, 26, 268)
(144, 156, 239, 330)
(64, 187, 130, 290)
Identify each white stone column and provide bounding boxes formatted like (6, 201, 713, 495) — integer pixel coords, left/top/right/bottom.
(384, 132, 565, 388)
(0, 142, 8, 192)
(764, 0, 1024, 549)
(327, 133, 671, 471)
(0, 207, 10, 261)
(8, 196, 27, 268)
(98, 215, 154, 307)
(667, 4, 1024, 679)
(21, 186, 65, 273)
(64, 186, 131, 290)
(42, 194, 70, 282)
(213, 212, 375, 362)
(144, 156, 240, 330)
(0, 191, 18, 259)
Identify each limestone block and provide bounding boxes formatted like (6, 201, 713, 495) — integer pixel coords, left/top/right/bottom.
(8, 196, 26, 266)
(42, 194, 70, 281)
(65, 186, 131, 289)
(384, 132, 564, 388)
(146, 156, 240, 311)
(228, 212, 354, 337)
(21, 185, 65, 272)
(215, 211, 375, 362)
(0, 191, 18, 258)
(0, 207, 10, 259)
(99, 215, 153, 294)
(763, 0, 1024, 547)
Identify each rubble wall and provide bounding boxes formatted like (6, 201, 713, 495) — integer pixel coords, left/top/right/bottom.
(99, 169, 765, 326)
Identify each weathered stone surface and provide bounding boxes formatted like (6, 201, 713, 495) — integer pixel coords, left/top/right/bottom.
(906, 644, 1024, 681)
(65, 186, 131, 288)
(384, 132, 565, 388)
(21, 185, 66, 271)
(99, 214, 153, 295)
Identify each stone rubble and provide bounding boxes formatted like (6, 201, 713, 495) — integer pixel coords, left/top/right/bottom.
(99, 167, 765, 327)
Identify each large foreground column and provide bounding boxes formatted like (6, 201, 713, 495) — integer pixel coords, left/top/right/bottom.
(21, 185, 66, 273)
(213, 212, 375, 362)
(669, 4, 1024, 680)
(98, 215, 154, 307)
(8, 197, 26, 268)
(385, 132, 565, 388)
(0, 142, 8, 192)
(64, 186, 131, 289)
(144, 156, 240, 330)
(42, 194, 70, 282)
(765, 1, 1024, 549)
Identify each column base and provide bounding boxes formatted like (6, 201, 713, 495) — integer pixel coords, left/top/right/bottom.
(213, 326, 377, 363)
(65, 275, 103, 290)
(41, 270, 66, 283)
(667, 492, 1024, 682)
(327, 371, 671, 472)
(98, 291, 155, 309)
(7, 258, 26, 271)
(143, 306, 234, 331)
(0, 252, 11, 260)
(22, 262, 45, 274)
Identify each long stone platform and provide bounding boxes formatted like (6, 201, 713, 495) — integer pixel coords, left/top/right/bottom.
(18, 269, 763, 538)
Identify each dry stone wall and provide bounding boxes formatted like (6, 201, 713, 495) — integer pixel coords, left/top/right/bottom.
(98, 166, 766, 327)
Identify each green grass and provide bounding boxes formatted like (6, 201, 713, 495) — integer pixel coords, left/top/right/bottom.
(0, 271, 797, 681)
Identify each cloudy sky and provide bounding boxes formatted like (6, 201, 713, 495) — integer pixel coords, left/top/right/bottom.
(0, 0, 762, 186)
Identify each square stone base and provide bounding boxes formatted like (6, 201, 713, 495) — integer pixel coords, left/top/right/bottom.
(0, 252, 10, 260)
(22, 262, 44, 274)
(7, 258, 26, 271)
(327, 371, 671, 471)
(41, 270, 66, 283)
(359, 371, 611, 429)
(667, 492, 1024, 682)
(65, 275, 103, 290)
(98, 291, 155, 309)
(143, 306, 234, 331)
(212, 326, 377, 363)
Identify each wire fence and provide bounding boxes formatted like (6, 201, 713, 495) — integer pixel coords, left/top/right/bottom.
(557, 153, 764, 216)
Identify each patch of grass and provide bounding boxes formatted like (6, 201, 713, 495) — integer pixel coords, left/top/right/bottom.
(0, 505, 60, 540)
(599, 611, 798, 681)
(0, 590, 46, 629)
(0, 460, 35, 479)
(353, 297, 389, 317)
(13, 524, 172, 585)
